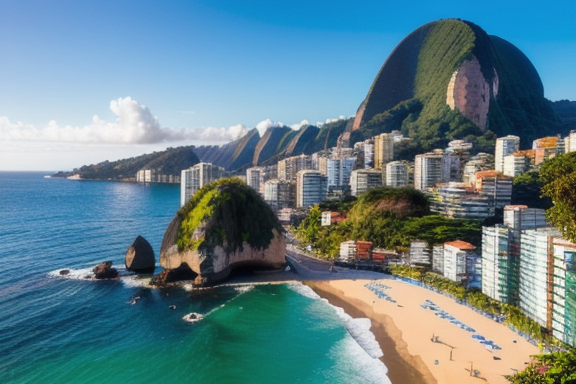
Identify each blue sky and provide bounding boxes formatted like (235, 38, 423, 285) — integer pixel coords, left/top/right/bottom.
(1, 0, 575, 171)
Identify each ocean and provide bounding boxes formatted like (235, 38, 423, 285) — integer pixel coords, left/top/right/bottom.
(0, 172, 390, 384)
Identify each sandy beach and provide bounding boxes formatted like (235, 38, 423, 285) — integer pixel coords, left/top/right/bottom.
(307, 278, 540, 384)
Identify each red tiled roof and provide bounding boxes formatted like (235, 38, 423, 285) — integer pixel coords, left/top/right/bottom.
(444, 240, 476, 250)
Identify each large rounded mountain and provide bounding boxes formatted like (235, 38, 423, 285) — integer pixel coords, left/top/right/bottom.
(352, 19, 562, 150)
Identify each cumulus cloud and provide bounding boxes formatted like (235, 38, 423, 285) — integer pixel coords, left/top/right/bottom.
(317, 115, 348, 126)
(290, 120, 309, 130)
(255, 118, 284, 137)
(0, 97, 248, 145)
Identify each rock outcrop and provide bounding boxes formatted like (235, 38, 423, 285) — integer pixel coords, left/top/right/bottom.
(93, 261, 118, 279)
(159, 178, 286, 286)
(125, 235, 156, 273)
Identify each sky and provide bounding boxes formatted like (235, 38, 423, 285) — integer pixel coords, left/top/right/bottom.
(1, 0, 575, 171)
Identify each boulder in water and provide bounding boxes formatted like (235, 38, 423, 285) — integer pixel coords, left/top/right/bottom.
(125, 235, 155, 273)
(93, 261, 118, 279)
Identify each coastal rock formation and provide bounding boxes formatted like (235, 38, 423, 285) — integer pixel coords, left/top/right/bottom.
(159, 178, 286, 286)
(125, 235, 156, 273)
(93, 261, 118, 279)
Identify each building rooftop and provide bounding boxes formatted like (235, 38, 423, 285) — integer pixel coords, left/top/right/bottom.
(444, 240, 476, 250)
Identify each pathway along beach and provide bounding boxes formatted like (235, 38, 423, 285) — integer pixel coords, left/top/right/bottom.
(274, 248, 540, 384)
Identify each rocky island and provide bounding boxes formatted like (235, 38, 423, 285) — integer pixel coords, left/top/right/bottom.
(157, 178, 286, 286)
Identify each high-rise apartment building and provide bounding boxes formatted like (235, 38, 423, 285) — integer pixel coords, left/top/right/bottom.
(180, 163, 226, 206)
(495, 135, 520, 172)
(349, 169, 383, 196)
(443, 240, 478, 286)
(475, 170, 513, 209)
(326, 158, 355, 190)
(373, 133, 394, 170)
(482, 205, 548, 305)
(364, 141, 374, 168)
(246, 167, 265, 195)
(296, 170, 327, 208)
(502, 151, 533, 177)
(414, 152, 444, 191)
(278, 154, 315, 182)
(519, 228, 561, 328)
(264, 179, 295, 211)
(385, 161, 408, 187)
(552, 237, 576, 347)
(430, 182, 493, 219)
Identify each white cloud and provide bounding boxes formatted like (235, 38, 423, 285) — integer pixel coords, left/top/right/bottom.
(290, 119, 309, 130)
(0, 97, 248, 145)
(255, 118, 286, 137)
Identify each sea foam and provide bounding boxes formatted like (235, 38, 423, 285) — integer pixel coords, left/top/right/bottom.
(289, 283, 384, 359)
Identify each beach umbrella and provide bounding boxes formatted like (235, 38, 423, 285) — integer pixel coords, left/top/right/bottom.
(472, 334, 485, 340)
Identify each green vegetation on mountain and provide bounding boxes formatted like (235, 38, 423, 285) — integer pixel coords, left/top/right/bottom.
(177, 178, 283, 255)
(353, 19, 563, 152)
(552, 100, 576, 133)
(70, 146, 199, 180)
(253, 126, 294, 165)
(295, 187, 482, 258)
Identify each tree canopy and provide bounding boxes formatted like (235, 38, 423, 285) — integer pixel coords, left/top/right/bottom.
(540, 152, 576, 243)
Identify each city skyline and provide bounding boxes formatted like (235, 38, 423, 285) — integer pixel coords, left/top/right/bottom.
(1, 0, 575, 171)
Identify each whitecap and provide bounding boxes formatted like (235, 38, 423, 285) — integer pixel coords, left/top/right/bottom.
(121, 275, 152, 288)
(325, 337, 391, 384)
(289, 282, 384, 359)
(288, 282, 322, 300)
(47, 267, 94, 280)
(332, 306, 383, 359)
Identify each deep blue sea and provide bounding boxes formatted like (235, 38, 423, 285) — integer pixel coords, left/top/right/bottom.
(0, 172, 390, 384)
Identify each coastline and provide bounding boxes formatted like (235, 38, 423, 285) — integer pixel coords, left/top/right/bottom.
(307, 279, 540, 384)
(307, 280, 436, 384)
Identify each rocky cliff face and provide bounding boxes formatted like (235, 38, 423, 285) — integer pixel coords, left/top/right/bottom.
(446, 55, 498, 131)
(159, 178, 286, 286)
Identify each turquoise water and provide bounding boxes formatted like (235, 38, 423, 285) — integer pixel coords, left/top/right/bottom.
(0, 172, 390, 384)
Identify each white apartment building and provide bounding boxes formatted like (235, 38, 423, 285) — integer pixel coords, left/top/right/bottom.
(414, 153, 443, 191)
(278, 154, 315, 182)
(519, 228, 561, 328)
(349, 169, 383, 196)
(443, 240, 478, 285)
(296, 170, 327, 208)
(180, 162, 226, 207)
(385, 161, 408, 187)
(495, 135, 520, 172)
(503, 152, 530, 177)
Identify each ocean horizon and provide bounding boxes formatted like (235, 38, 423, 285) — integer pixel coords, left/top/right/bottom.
(0, 172, 390, 384)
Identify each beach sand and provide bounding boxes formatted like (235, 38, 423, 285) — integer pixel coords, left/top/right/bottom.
(308, 279, 540, 384)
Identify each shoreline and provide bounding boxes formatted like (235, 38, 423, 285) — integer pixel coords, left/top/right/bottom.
(307, 279, 540, 384)
(307, 280, 436, 384)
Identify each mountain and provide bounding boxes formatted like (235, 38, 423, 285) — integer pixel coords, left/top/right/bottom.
(552, 100, 576, 134)
(70, 146, 200, 180)
(193, 119, 350, 170)
(352, 19, 563, 151)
